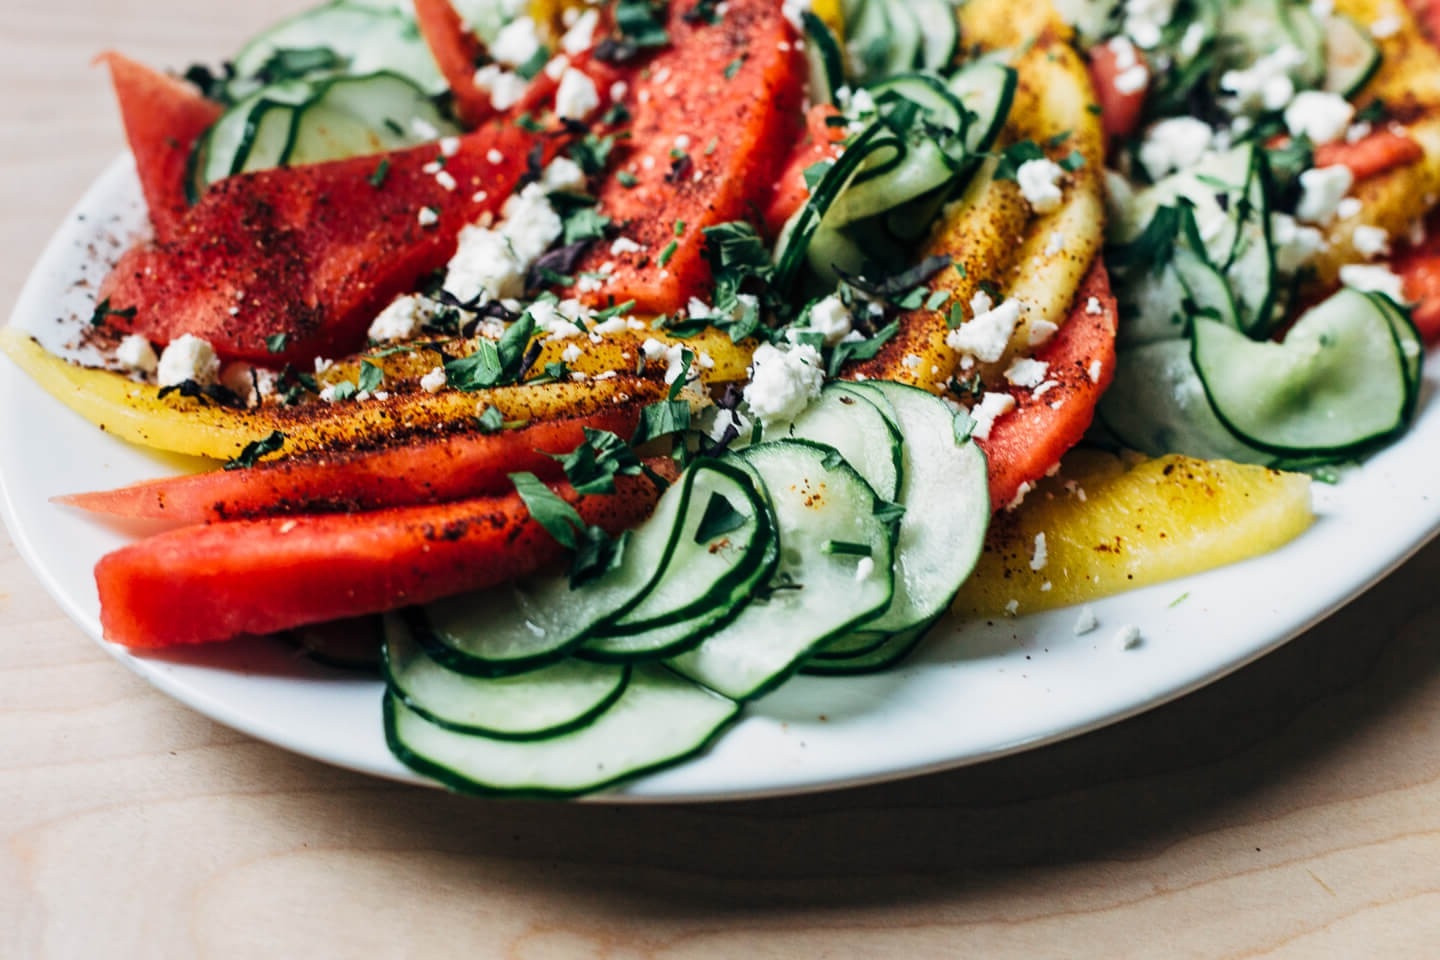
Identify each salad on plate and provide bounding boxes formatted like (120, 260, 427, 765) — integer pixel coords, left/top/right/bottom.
(3, 0, 1438, 796)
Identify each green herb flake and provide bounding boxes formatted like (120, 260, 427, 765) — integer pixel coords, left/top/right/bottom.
(357, 359, 384, 395)
(632, 400, 691, 445)
(367, 158, 391, 188)
(265, 333, 289, 354)
(723, 56, 746, 80)
(658, 239, 679, 266)
(224, 430, 285, 471)
(617, 170, 639, 188)
(476, 405, 505, 434)
(994, 139, 1047, 181)
(694, 492, 747, 544)
(445, 310, 536, 390)
(89, 297, 137, 327)
(1059, 149, 1087, 172)
(550, 428, 642, 495)
(822, 540, 873, 558)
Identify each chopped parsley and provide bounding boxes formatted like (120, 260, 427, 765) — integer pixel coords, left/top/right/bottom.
(224, 430, 285, 471)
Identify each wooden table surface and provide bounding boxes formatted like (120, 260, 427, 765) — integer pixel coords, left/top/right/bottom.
(5, 3, 1440, 957)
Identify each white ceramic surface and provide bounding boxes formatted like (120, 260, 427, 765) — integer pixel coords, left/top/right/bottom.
(4, 157, 1439, 802)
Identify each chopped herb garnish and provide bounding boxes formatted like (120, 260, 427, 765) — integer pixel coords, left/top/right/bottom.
(510, 471, 624, 587)
(822, 540, 873, 558)
(617, 170, 639, 188)
(569, 133, 616, 174)
(265, 333, 289, 354)
(723, 56, 745, 79)
(926, 289, 951, 311)
(994, 139, 1047, 181)
(515, 45, 551, 81)
(551, 428, 643, 495)
(1059, 149, 1087, 172)
(632, 399, 691, 445)
(658, 239, 679, 266)
(827, 320, 899, 377)
(357, 359, 384, 394)
(224, 431, 285, 471)
(444, 310, 536, 390)
(476, 405, 505, 434)
(368, 158, 391, 188)
(694, 493, 748, 544)
(89, 297, 136, 327)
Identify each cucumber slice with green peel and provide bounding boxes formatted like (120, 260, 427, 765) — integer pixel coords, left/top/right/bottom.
(666, 440, 896, 702)
(1116, 262, 1192, 346)
(836, 381, 990, 634)
(809, 629, 892, 661)
(774, 122, 896, 294)
(1192, 288, 1412, 456)
(911, 0, 960, 72)
(946, 60, 1017, 155)
(786, 384, 904, 503)
(1111, 144, 1256, 265)
(286, 72, 461, 166)
(1097, 339, 1275, 462)
(231, 1, 445, 95)
(383, 616, 628, 740)
(880, 0, 924, 78)
(1367, 292, 1424, 417)
(802, 11, 845, 106)
(803, 619, 937, 676)
(1325, 14, 1382, 97)
(417, 465, 708, 677)
(600, 459, 773, 633)
(192, 81, 313, 193)
(385, 663, 739, 798)
(847, 0, 894, 83)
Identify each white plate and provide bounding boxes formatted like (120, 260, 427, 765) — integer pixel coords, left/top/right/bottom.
(5, 157, 1440, 802)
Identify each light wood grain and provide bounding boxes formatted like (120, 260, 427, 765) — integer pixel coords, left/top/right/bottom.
(4, 3, 1440, 957)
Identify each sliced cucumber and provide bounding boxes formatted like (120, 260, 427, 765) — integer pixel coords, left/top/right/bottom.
(1324, 14, 1382, 97)
(1192, 288, 1411, 456)
(286, 72, 460, 166)
(192, 81, 313, 193)
(385, 663, 738, 798)
(587, 459, 774, 643)
(416, 465, 705, 676)
(946, 60, 1017, 155)
(384, 615, 628, 740)
(838, 381, 989, 634)
(803, 619, 936, 676)
(1368, 292, 1425, 419)
(911, 0, 960, 73)
(666, 441, 895, 701)
(231, 1, 445, 95)
(802, 11, 846, 106)
(1097, 339, 1274, 462)
(786, 383, 904, 502)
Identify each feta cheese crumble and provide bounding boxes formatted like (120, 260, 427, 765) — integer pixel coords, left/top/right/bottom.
(157, 334, 219, 387)
(1351, 224, 1390, 259)
(743, 342, 826, 426)
(555, 68, 600, 121)
(1295, 165, 1354, 225)
(1138, 117, 1213, 180)
(368, 294, 437, 342)
(1016, 158, 1066, 214)
(1284, 91, 1355, 146)
(1339, 263, 1407, 301)
(946, 295, 1022, 363)
(114, 334, 157, 374)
